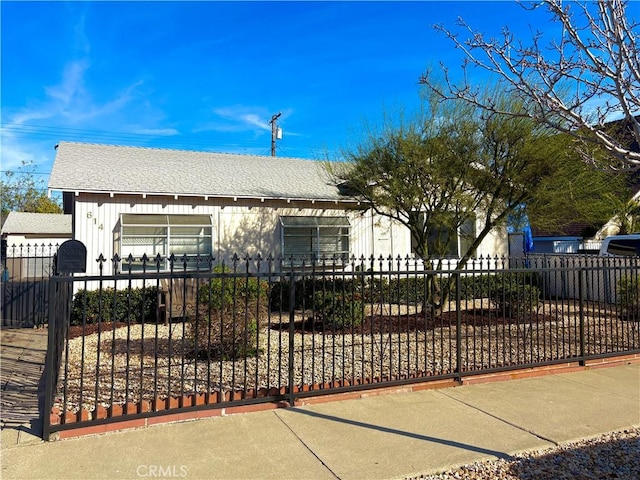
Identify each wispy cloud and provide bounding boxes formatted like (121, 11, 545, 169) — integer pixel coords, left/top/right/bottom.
(193, 106, 297, 136)
(1, 59, 173, 176)
(8, 60, 145, 127)
(43, 61, 88, 107)
(213, 106, 271, 132)
(129, 127, 180, 136)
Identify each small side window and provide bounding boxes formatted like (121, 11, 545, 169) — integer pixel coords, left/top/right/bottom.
(605, 238, 640, 256)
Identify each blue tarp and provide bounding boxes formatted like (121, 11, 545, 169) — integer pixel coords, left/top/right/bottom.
(523, 225, 534, 253)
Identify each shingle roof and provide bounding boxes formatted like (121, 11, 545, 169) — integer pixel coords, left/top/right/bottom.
(531, 221, 598, 238)
(48, 142, 349, 202)
(1, 212, 72, 235)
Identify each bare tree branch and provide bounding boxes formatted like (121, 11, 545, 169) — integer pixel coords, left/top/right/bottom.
(421, 0, 640, 170)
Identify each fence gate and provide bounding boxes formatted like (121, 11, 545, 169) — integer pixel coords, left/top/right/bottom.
(42, 240, 86, 441)
(1, 244, 59, 327)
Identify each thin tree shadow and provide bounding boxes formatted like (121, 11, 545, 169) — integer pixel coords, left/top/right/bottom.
(281, 407, 515, 460)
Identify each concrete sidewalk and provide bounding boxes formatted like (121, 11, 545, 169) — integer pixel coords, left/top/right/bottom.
(1, 327, 638, 480)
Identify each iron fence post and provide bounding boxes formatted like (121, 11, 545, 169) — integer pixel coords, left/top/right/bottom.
(42, 276, 57, 441)
(579, 269, 586, 366)
(455, 272, 462, 383)
(288, 269, 296, 405)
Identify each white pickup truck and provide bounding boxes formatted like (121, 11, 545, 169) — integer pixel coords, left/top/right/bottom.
(599, 234, 640, 257)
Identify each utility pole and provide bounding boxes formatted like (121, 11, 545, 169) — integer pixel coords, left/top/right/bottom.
(269, 112, 282, 157)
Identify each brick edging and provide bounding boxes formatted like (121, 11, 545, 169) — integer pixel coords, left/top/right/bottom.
(51, 355, 639, 440)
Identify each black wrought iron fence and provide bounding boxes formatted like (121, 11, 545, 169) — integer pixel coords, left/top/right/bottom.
(43, 254, 639, 440)
(1, 243, 60, 327)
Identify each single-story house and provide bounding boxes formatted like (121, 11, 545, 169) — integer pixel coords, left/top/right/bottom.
(47, 142, 508, 275)
(530, 222, 600, 254)
(1, 212, 72, 280)
(1, 211, 72, 254)
(531, 167, 640, 253)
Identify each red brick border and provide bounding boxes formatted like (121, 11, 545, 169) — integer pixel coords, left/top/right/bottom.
(51, 355, 639, 440)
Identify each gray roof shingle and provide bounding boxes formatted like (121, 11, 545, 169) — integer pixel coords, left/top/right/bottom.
(48, 142, 347, 201)
(1, 212, 72, 235)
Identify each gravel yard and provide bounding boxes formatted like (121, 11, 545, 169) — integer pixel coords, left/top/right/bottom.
(409, 427, 640, 480)
(56, 302, 639, 413)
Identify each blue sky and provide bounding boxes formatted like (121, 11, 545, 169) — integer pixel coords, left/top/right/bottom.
(1, 1, 556, 190)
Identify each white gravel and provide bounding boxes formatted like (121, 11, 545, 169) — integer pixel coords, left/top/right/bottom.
(56, 304, 639, 414)
(407, 427, 640, 480)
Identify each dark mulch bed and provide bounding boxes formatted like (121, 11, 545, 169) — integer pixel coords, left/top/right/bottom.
(67, 322, 129, 340)
(272, 309, 557, 336)
(66, 309, 557, 339)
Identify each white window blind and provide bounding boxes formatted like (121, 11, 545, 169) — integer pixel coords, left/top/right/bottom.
(280, 216, 350, 263)
(120, 214, 213, 271)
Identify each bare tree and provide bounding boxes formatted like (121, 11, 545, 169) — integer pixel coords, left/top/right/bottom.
(421, 0, 640, 170)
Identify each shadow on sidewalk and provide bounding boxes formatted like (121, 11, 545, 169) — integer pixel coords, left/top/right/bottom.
(283, 406, 515, 460)
(0, 327, 48, 442)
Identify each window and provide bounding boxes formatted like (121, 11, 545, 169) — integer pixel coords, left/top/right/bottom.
(280, 216, 350, 263)
(411, 215, 476, 258)
(120, 214, 213, 271)
(601, 237, 640, 257)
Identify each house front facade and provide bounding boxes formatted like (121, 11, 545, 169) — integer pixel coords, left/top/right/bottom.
(48, 142, 507, 275)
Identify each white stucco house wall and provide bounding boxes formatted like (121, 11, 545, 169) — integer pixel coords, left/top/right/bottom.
(47, 142, 508, 276)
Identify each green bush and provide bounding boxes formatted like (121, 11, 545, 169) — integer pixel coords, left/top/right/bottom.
(387, 276, 426, 304)
(188, 265, 268, 359)
(380, 275, 495, 304)
(490, 273, 540, 319)
(268, 271, 544, 314)
(618, 275, 640, 321)
(70, 287, 159, 326)
(313, 291, 364, 330)
(382, 274, 503, 304)
(456, 275, 496, 300)
(269, 277, 364, 311)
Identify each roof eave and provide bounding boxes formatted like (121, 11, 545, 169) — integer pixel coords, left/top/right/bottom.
(48, 188, 362, 205)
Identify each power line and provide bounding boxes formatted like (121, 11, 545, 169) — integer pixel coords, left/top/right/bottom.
(1, 122, 276, 151)
(1, 122, 337, 159)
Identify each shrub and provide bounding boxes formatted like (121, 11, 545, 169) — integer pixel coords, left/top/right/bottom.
(618, 275, 640, 321)
(187, 266, 269, 359)
(313, 291, 364, 330)
(382, 274, 502, 305)
(269, 276, 364, 311)
(490, 273, 540, 319)
(387, 276, 427, 304)
(362, 277, 389, 303)
(455, 275, 495, 300)
(70, 287, 159, 326)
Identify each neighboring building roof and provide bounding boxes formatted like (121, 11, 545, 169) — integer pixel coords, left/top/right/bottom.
(531, 222, 597, 238)
(1, 212, 72, 236)
(48, 142, 351, 202)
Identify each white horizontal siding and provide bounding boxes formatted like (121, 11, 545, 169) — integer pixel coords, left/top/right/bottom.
(73, 193, 508, 275)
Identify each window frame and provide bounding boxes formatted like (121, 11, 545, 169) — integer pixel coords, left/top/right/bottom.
(411, 214, 477, 259)
(119, 214, 213, 271)
(280, 216, 351, 265)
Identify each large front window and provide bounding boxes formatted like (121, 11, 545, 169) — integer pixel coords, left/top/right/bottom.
(411, 215, 476, 258)
(120, 214, 213, 271)
(280, 216, 350, 264)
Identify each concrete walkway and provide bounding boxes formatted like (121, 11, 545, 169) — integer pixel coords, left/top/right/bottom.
(0, 328, 47, 444)
(1, 327, 638, 480)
